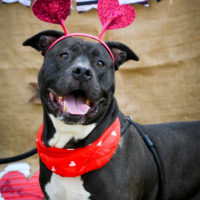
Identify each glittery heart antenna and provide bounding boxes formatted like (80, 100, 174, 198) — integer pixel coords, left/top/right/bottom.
(32, 0, 136, 62)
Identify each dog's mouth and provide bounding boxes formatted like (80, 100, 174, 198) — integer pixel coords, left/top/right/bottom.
(47, 89, 104, 118)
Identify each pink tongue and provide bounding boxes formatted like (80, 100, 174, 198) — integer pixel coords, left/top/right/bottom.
(64, 95, 90, 115)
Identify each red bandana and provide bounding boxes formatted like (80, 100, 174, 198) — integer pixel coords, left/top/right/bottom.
(36, 117, 120, 177)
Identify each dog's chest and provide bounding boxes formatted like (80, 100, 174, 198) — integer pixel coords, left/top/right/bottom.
(45, 173, 91, 200)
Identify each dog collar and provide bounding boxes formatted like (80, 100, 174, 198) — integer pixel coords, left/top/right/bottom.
(36, 117, 120, 177)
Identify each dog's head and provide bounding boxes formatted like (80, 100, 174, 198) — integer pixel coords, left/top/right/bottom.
(24, 30, 139, 125)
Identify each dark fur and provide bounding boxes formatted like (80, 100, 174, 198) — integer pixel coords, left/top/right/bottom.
(24, 31, 200, 200)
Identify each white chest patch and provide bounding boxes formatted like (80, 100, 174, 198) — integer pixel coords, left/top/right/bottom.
(45, 173, 91, 200)
(48, 114, 96, 148)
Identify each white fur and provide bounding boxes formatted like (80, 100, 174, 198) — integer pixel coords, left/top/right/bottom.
(48, 114, 96, 148)
(45, 173, 91, 200)
(45, 114, 93, 199)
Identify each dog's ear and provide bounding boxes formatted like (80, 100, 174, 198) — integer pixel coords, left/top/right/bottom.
(105, 41, 139, 70)
(23, 30, 64, 56)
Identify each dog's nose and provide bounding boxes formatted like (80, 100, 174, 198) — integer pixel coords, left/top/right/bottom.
(72, 66, 92, 81)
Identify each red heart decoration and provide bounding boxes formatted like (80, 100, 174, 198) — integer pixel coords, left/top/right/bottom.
(0, 171, 44, 200)
(98, 0, 135, 30)
(32, 0, 71, 25)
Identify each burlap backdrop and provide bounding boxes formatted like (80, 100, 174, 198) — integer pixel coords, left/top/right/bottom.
(0, 0, 199, 172)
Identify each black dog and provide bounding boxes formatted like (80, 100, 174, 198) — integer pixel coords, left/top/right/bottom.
(24, 30, 200, 200)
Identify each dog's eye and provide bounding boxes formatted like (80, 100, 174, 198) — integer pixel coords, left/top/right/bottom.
(96, 61, 105, 68)
(60, 53, 69, 60)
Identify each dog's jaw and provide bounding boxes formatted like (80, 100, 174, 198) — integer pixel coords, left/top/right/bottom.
(48, 114, 96, 148)
(44, 88, 105, 125)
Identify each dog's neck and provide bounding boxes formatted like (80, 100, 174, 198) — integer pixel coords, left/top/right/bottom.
(48, 114, 96, 148)
(42, 98, 120, 149)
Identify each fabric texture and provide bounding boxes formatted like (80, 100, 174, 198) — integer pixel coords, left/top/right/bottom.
(119, 0, 149, 7)
(76, 0, 148, 13)
(2, 0, 31, 7)
(32, 0, 71, 25)
(76, 0, 98, 13)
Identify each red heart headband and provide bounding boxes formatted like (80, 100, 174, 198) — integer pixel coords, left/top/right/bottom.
(32, 0, 136, 63)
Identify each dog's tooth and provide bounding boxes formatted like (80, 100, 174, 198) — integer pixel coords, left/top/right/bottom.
(49, 92, 54, 101)
(86, 99, 90, 105)
(57, 96, 63, 104)
(64, 104, 67, 112)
